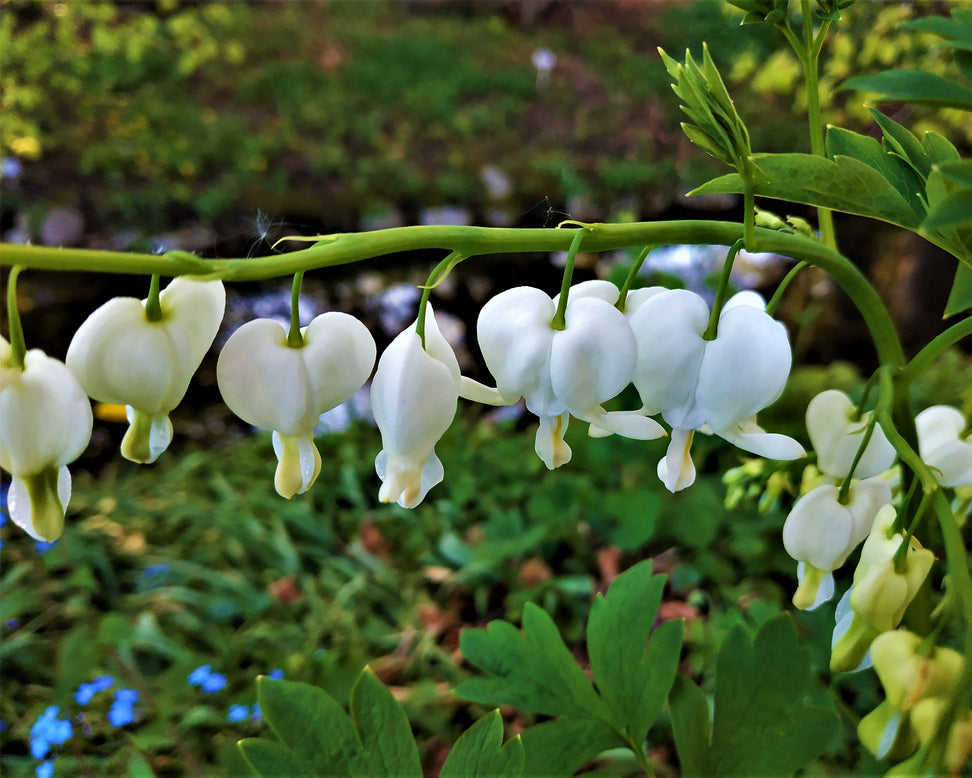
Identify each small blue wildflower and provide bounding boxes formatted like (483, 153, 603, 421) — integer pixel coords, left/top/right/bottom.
(142, 563, 170, 579)
(29, 707, 72, 760)
(0, 720, 7, 731)
(36, 760, 54, 778)
(6, 619, 18, 629)
(201, 673, 227, 694)
(114, 689, 139, 705)
(187, 665, 212, 686)
(92, 676, 114, 692)
(227, 705, 249, 723)
(268, 669, 284, 680)
(250, 703, 262, 722)
(74, 684, 96, 706)
(107, 704, 134, 728)
(34, 539, 58, 554)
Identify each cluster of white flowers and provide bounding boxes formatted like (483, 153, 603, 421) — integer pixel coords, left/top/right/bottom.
(2, 275, 970, 562)
(777, 388, 972, 678)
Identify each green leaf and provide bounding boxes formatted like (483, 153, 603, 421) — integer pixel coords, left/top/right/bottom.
(349, 667, 423, 777)
(587, 564, 682, 746)
(238, 739, 312, 777)
(256, 677, 360, 774)
(936, 159, 972, 189)
(669, 616, 839, 777)
(899, 11, 972, 43)
(710, 615, 839, 776)
(519, 718, 625, 778)
(924, 190, 972, 230)
(668, 675, 712, 778)
(825, 126, 925, 215)
(440, 711, 524, 778)
(456, 603, 610, 720)
(690, 153, 922, 228)
(945, 263, 972, 317)
(844, 71, 972, 112)
(868, 109, 933, 180)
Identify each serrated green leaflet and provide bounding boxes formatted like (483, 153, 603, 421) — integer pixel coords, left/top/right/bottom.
(238, 739, 312, 777)
(588, 564, 682, 746)
(945, 264, 972, 317)
(691, 153, 922, 228)
(349, 667, 423, 777)
(519, 718, 625, 777)
(439, 710, 524, 778)
(240, 671, 422, 777)
(668, 615, 839, 777)
(457, 603, 610, 719)
(844, 71, 972, 112)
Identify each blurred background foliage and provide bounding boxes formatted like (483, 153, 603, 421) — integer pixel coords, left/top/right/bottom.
(2, 0, 968, 237)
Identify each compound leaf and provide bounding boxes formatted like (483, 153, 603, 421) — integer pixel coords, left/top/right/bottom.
(440, 710, 524, 778)
(519, 717, 625, 778)
(349, 667, 423, 777)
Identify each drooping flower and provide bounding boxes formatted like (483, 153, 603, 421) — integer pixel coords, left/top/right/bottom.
(467, 281, 664, 469)
(0, 337, 93, 541)
(66, 277, 225, 464)
(217, 312, 375, 498)
(915, 405, 972, 488)
(830, 505, 935, 672)
(621, 287, 803, 491)
(805, 389, 897, 479)
(782, 477, 892, 610)
(372, 303, 461, 508)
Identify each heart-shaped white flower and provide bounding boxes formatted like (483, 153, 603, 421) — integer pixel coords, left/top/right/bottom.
(805, 389, 896, 479)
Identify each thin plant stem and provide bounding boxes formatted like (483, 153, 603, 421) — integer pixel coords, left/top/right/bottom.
(703, 239, 745, 340)
(836, 414, 877, 504)
(287, 271, 304, 348)
(616, 245, 653, 312)
(416, 250, 465, 348)
(550, 228, 590, 330)
(765, 261, 807, 316)
(898, 315, 972, 386)
(5, 265, 26, 368)
(144, 274, 162, 322)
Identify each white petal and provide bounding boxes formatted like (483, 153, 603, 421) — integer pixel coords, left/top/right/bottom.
(782, 485, 854, 571)
(581, 408, 666, 441)
(696, 305, 792, 432)
(717, 418, 805, 460)
(627, 289, 709, 427)
(534, 413, 572, 469)
(657, 427, 696, 492)
(916, 405, 972, 487)
(806, 390, 896, 479)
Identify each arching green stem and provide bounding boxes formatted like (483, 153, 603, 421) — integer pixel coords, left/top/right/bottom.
(703, 239, 745, 341)
(550, 228, 590, 331)
(144, 274, 163, 322)
(898, 315, 972, 386)
(616, 245, 653, 312)
(288, 271, 304, 348)
(5, 265, 27, 368)
(416, 250, 465, 349)
(765, 260, 807, 317)
(0, 222, 906, 366)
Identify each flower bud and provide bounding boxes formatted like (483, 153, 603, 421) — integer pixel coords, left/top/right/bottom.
(372, 304, 460, 508)
(871, 630, 963, 712)
(217, 312, 376, 498)
(66, 277, 225, 464)
(805, 389, 896, 479)
(0, 339, 93, 540)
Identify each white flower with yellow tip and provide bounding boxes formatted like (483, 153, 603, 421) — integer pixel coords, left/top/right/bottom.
(805, 389, 896, 479)
(465, 281, 664, 470)
(372, 303, 460, 508)
(217, 312, 376, 499)
(0, 337, 92, 541)
(622, 288, 803, 491)
(66, 277, 225, 464)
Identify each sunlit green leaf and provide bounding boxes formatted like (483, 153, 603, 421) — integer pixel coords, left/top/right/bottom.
(945, 264, 972, 317)
(440, 711, 524, 778)
(844, 71, 972, 112)
(588, 564, 682, 746)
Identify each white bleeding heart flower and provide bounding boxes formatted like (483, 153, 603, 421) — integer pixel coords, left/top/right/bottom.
(66, 277, 225, 464)
(372, 303, 460, 508)
(0, 337, 93, 541)
(217, 312, 376, 499)
(468, 281, 664, 469)
(624, 287, 803, 492)
(805, 389, 896, 479)
(782, 477, 892, 610)
(915, 405, 972, 487)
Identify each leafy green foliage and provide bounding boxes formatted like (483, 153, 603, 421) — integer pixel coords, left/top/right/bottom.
(669, 615, 840, 777)
(439, 711, 524, 778)
(457, 562, 683, 767)
(239, 670, 422, 777)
